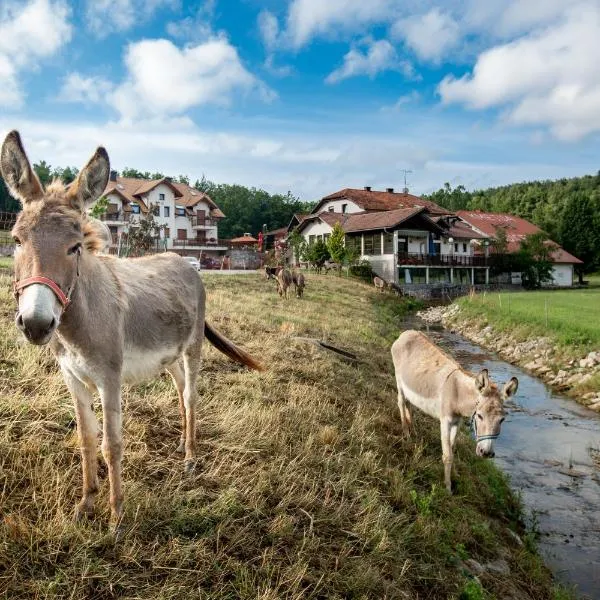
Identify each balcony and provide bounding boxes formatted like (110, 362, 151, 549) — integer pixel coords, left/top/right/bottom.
(99, 211, 129, 225)
(172, 238, 229, 250)
(397, 251, 494, 267)
(190, 215, 217, 229)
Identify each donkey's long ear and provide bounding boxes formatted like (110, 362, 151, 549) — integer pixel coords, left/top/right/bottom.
(0, 130, 44, 204)
(503, 377, 518, 399)
(475, 368, 490, 391)
(67, 147, 109, 213)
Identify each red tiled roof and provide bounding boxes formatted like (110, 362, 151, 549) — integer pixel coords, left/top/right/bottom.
(265, 226, 288, 236)
(343, 207, 437, 232)
(314, 188, 449, 215)
(230, 235, 258, 244)
(103, 176, 225, 219)
(457, 210, 582, 264)
(447, 220, 488, 240)
(297, 207, 445, 235)
(171, 182, 225, 218)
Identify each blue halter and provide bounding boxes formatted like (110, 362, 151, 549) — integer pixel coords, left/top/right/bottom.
(469, 411, 500, 443)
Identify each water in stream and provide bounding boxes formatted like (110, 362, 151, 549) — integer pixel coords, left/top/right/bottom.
(411, 319, 600, 599)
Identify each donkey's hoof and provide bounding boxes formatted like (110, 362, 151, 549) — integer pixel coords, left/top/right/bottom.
(184, 459, 198, 474)
(74, 502, 95, 522)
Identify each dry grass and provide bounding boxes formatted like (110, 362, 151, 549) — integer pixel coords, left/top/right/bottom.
(0, 271, 568, 599)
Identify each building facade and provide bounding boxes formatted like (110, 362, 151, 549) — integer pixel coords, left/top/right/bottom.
(98, 172, 227, 257)
(294, 187, 581, 287)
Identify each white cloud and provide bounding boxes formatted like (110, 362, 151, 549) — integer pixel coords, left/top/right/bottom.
(258, 10, 280, 51)
(326, 38, 412, 84)
(58, 73, 114, 104)
(380, 90, 420, 112)
(166, 0, 217, 42)
(392, 8, 460, 62)
(85, 0, 176, 37)
(0, 0, 72, 107)
(439, 2, 600, 140)
(108, 37, 273, 120)
(285, 0, 394, 49)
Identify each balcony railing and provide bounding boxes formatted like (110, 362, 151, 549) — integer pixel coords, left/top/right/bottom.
(172, 238, 229, 249)
(99, 211, 128, 223)
(190, 215, 217, 228)
(397, 252, 496, 267)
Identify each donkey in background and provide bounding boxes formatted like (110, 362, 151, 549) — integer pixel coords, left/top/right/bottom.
(392, 330, 518, 492)
(2, 130, 263, 528)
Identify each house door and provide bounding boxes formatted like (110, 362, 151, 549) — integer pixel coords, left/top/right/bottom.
(196, 209, 206, 224)
(177, 229, 187, 240)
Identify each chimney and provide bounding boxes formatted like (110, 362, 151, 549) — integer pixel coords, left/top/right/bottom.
(109, 170, 118, 182)
(364, 186, 372, 191)
(386, 187, 394, 193)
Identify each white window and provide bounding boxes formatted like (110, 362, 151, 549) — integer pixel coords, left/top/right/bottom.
(159, 193, 165, 202)
(164, 206, 170, 217)
(342, 203, 347, 213)
(328, 206, 334, 212)
(131, 203, 140, 214)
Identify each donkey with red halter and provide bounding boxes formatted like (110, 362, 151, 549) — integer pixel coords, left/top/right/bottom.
(2, 130, 263, 528)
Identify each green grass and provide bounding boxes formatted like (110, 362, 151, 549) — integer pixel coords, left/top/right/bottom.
(0, 256, 13, 269)
(457, 288, 600, 351)
(0, 272, 571, 599)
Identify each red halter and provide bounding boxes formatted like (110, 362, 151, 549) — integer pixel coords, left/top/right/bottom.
(13, 249, 80, 311)
(13, 276, 71, 309)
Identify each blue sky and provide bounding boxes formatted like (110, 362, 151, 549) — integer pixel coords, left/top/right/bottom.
(1, 0, 600, 200)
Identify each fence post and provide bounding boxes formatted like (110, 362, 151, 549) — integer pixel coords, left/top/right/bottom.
(545, 298, 548, 327)
(499, 293, 502, 309)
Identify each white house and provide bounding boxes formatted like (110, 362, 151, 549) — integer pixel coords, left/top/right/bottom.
(99, 171, 227, 257)
(296, 188, 491, 285)
(457, 210, 583, 287)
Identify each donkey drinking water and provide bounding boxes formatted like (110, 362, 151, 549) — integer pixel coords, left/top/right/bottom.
(392, 330, 518, 492)
(2, 130, 263, 527)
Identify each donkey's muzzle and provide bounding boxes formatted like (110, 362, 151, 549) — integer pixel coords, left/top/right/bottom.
(476, 445, 495, 458)
(16, 312, 57, 345)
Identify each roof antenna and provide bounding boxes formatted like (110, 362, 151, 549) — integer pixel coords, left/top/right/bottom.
(400, 169, 412, 194)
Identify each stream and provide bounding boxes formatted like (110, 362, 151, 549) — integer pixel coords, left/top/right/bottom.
(409, 318, 600, 599)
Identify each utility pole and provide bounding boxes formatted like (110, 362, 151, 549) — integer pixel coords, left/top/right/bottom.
(400, 169, 413, 193)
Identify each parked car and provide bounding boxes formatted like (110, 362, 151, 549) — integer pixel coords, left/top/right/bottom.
(182, 256, 201, 271)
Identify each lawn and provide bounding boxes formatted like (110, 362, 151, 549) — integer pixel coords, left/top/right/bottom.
(457, 288, 600, 350)
(0, 271, 569, 599)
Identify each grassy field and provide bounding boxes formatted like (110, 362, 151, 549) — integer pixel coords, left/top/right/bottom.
(0, 271, 570, 599)
(457, 288, 600, 351)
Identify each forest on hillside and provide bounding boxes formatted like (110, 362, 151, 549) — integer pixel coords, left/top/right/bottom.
(425, 174, 600, 273)
(0, 165, 313, 239)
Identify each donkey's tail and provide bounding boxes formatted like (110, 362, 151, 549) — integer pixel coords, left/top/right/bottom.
(204, 321, 264, 371)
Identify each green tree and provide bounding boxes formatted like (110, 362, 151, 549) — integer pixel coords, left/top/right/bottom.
(518, 232, 554, 289)
(287, 229, 306, 266)
(90, 196, 109, 218)
(127, 205, 165, 254)
(304, 239, 330, 272)
(558, 192, 600, 281)
(33, 160, 53, 186)
(326, 223, 346, 274)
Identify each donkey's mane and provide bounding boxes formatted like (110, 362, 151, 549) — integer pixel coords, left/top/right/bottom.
(17, 178, 104, 253)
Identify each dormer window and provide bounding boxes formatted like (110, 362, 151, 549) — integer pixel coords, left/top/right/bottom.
(342, 203, 347, 213)
(175, 205, 186, 216)
(131, 203, 140, 214)
(328, 206, 334, 212)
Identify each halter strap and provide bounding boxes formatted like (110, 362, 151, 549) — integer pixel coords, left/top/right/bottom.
(469, 406, 501, 443)
(13, 250, 81, 311)
(13, 276, 71, 309)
